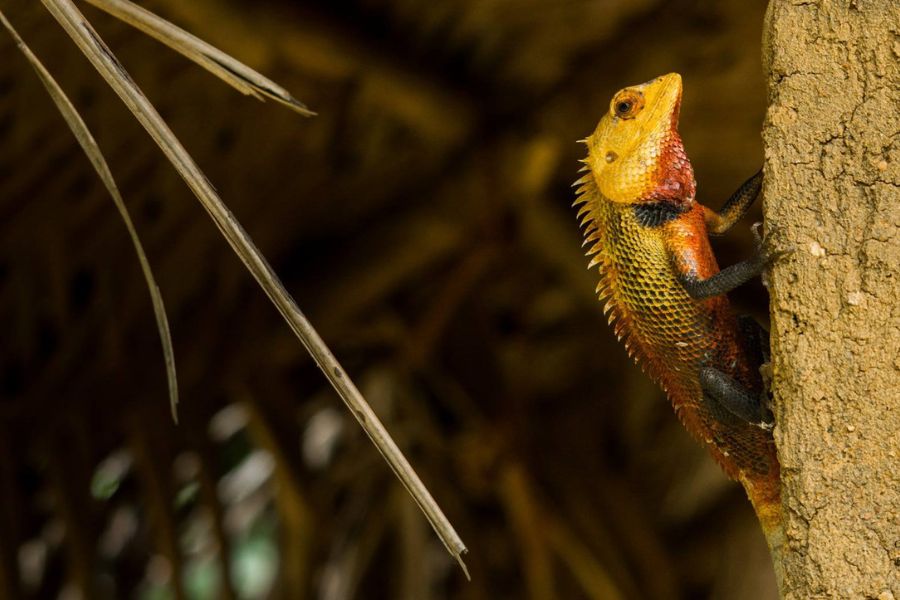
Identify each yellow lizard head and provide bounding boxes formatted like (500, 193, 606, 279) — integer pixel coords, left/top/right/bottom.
(584, 73, 695, 205)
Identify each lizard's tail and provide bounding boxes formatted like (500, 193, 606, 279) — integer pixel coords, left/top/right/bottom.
(762, 517, 787, 593)
(745, 476, 786, 591)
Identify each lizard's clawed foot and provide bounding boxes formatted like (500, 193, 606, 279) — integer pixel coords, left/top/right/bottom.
(751, 221, 796, 265)
(751, 222, 795, 289)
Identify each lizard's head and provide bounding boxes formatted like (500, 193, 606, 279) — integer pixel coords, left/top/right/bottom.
(583, 73, 695, 205)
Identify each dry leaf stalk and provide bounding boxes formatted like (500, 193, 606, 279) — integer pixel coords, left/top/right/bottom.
(34, 0, 467, 570)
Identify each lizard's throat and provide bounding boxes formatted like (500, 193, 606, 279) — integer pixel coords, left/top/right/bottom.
(645, 130, 696, 205)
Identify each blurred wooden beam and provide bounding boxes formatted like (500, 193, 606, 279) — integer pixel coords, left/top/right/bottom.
(0, 428, 23, 599)
(47, 424, 100, 597)
(130, 419, 187, 600)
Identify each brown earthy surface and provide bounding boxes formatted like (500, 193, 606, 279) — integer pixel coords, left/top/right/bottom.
(763, 0, 900, 597)
(0, 0, 788, 597)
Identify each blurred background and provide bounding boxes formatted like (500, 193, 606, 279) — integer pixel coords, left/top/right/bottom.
(0, 0, 778, 598)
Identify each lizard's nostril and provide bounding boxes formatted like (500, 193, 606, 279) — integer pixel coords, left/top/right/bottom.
(605, 151, 618, 163)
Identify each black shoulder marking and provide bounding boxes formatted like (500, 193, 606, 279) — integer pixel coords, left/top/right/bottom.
(632, 201, 685, 228)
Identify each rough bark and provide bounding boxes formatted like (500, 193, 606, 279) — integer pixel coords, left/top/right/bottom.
(762, 1, 900, 597)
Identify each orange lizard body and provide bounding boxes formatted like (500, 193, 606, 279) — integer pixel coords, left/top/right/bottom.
(573, 73, 783, 543)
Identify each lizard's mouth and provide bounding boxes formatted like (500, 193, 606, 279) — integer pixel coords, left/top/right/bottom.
(642, 73, 683, 130)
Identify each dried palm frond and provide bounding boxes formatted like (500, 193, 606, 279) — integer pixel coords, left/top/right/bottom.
(0, 9, 179, 420)
(82, 0, 314, 116)
(6, 0, 467, 571)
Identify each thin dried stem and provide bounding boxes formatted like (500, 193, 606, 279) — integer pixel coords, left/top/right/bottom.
(38, 0, 467, 570)
(544, 516, 624, 600)
(81, 0, 314, 116)
(0, 9, 179, 420)
(130, 425, 187, 600)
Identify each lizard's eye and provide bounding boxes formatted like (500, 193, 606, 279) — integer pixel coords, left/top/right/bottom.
(611, 90, 644, 119)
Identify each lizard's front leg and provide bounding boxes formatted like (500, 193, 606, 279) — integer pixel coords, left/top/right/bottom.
(672, 222, 789, 300)
(703, 169, 762, 235)
(676, 254, 769, 300)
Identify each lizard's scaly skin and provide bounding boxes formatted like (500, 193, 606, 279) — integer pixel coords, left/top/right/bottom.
(574, 74, 781, 538)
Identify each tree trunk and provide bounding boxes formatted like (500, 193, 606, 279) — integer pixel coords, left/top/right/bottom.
(762, 1, 900, 597)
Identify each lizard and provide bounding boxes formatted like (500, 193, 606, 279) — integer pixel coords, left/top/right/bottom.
(572, 72, 786, 554)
